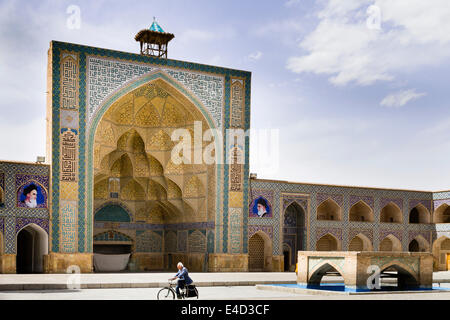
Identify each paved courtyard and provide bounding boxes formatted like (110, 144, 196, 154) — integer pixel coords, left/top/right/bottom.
(1, 271, 450, 299)
(2, 285, 450, 300)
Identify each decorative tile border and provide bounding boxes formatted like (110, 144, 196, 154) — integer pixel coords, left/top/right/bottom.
(380, 198, 403, 211)
(316, 227, 343, 241)
(93, 221, 215, 231)
(349, 195, 374, 209)
(93, 230, 132, 242)
(316, 193, 343, 207)
(15, 217, 49, 234)
(434, 199, 450, 210)
(349, 228, 373, 243)
(409, 199, 432, 212)
(408, 230, 431, 244)
(282, 195, 308, 212)
(248, 225, 273, 239)
(379, 229, 403, 242)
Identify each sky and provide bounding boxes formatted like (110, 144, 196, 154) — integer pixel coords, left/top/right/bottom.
(0, 0, 449, 191)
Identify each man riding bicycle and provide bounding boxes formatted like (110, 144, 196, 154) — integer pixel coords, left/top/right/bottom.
(170, 262, 193, 299)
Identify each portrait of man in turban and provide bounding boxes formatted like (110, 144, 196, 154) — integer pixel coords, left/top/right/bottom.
(250, 196, 271, 218)
(19, 182, 46, 208)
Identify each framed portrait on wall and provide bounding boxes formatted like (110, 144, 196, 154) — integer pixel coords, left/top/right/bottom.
(17, 182, 47, 208)
(249, 196, 272, 218)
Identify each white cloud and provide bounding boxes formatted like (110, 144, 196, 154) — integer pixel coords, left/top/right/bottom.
(380, 89, 426, 108)
(287, 0, 450, 86)
(248, 51, 263, 61)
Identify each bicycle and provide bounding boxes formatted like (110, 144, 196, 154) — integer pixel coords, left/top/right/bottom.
(157, 279, 199, 300)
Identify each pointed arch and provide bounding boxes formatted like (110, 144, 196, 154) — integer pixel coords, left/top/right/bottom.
(348, 233, 373, 251)
(316, 198, 341, 221)
(284, 201, 306, 228)
(408, 235, 430, 252)
(349, 200, 373, 222)
(316, 233, 341, 251)
(88, 71, 221, 256)
(94, 203, 132, 223)
(16, 223, 48, 273)
(283, 201, 306, 270)
(432, 236, 450, 271)
(434, 204, 450, 223)
(379, 263, 419, 288)
(409, 204, 430, 224)
(379, 234, 402, 252)
(248, 230, 272, 271)
(380, 202, 402, 223)
(308, 262, 343, 286)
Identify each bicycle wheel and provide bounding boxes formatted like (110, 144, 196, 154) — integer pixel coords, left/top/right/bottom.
(194, 287, 199, 299)
(157, 287, 175, 300)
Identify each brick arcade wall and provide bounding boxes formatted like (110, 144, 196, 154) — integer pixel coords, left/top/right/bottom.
(0, 161, 50, 273)
(249, 179, 436, 270)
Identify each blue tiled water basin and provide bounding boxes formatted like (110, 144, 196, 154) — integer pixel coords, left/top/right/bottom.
(269, 283, 450, 293)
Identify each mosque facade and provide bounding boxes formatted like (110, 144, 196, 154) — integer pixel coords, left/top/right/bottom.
(0, 24, 450, 274)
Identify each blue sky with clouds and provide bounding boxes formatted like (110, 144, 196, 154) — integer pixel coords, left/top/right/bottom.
(0, 0, 449, 191)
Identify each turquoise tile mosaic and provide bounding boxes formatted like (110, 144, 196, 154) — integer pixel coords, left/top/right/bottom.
(249, 179, 436, 256)
(50, 41, 251, 256)
(0, 162, 50, 254)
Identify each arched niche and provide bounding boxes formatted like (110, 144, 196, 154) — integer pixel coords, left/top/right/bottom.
(434, 204, 450, 223)
(94, 204, 132, 223)
(16, 223, 48, 273)
(432, 236, 450, 271)
(380, 202, 402, 223)
(379, 234, 402, 252)
(348, 233, 373, 251)
(316, 199, 341, 221)
(409, 204, 430, 224)
(316, 233, 341, 251)
(408, 235, 429, 252)
(349, 201, 373, 222)
(283, 201, 306, 271)
(248, 231, 272, 272)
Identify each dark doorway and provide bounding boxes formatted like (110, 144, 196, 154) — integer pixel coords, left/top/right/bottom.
(408, 239, 419, 252)
(283, 202, 306, 272)
(16, 224, 48, 273)
(283, 250, 290, 272)
(409, 208, 419, 223)
(16, 229, 33, 274)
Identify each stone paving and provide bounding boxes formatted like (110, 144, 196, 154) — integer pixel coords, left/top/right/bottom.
(1, 271, 450, 291)
(0, 272, 297, 290)
(2, 285, 450, 300)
